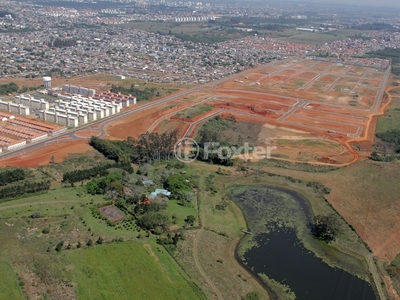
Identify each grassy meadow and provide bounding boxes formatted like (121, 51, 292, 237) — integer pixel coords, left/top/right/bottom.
(376, 88, 400, 134)
(0, 261, 25, 300)
(66, 241, 205, 300)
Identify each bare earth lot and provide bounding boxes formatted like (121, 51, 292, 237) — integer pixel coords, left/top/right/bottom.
(99, 205, 126, 222)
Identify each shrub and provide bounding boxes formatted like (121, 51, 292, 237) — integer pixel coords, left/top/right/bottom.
(30, 211, 41, 218)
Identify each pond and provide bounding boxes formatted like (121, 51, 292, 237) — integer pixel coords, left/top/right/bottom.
(230, 185, 376, 300)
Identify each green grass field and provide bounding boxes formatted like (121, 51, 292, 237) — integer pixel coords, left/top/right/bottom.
(279, 29, 370, 45)
(0, 261, 25, 300)
(0, 186, 104, 218)
(376, 90, 400, 134)
(175, 105, 213, 119)
(66, 241, 205, 300)
(166, 199, 198, 227)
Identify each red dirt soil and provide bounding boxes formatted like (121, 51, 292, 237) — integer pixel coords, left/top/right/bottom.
(297, 72, 318, 79)
(107, 102, 187, 139)
(284, 114, 359, 135)
(75, 130, 101, 138)
(295, 108, 367, 126)
(0, 140, 92, 167)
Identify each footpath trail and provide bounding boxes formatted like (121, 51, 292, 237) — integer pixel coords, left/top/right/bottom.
(0, 200, 76, 211)
(192, 228, 224, 300)
(366, 253, 386, 300)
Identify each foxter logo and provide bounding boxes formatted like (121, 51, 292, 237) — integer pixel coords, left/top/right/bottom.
(174, 137, 200, 163)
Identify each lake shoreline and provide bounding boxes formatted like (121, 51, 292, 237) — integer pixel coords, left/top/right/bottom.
(229, 184, 377, 300)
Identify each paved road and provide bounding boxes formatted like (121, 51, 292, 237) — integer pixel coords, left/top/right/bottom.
(372, 66, 391, 113)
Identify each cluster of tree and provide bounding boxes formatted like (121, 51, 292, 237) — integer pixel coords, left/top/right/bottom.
(86, 172, 124, 197)
(125, 131, 179, 164)
(47, 37, 77, 48)
(376, 129, 400, 152)
(352, 23, 395, 31)
(366, 48, 400, 75)
(306, 181, 331, 195)
(0, 180, 50, 200)
(18, 86, 40, 94)
(90, 131, 179, 164)
(0, 11, 15, 18)
(89, 136, 130, 163)
(195, 116, 236, 166)
(171, 32, 228, 44)
(0, 82, 18, 95)
(309, 214, 340, 243)
(370, 151, 398, 162)
(372, 128, 400, 161)
(62, 162, 133, 184)
(165, 173, 194, 206)
(111, 84, 162, 102)
(157, 232, 184, 246)
(0, 168, 26, 186)
(348, 34, 372, 41)
(139, 210, 170, 233)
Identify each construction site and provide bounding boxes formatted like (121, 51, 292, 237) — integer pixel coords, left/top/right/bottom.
(0, 57, 391, 166)
(0, 83, 137, 154)
(107, 57, 391, 165)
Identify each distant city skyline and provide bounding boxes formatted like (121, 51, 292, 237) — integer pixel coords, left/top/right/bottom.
(264, 0, 400, 9)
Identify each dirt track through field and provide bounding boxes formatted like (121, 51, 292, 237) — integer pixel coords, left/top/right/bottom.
(0, 200, 76, 211)
(192, 228, 224, 300)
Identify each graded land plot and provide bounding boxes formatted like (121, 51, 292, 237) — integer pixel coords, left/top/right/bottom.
(194, 60, 390, 165)
(356, 88, 377, 107)
(335, 76, 359, 89)
(274, 69, 298, 77)
(360, 79, 382, 88)
(0, 140, 93, 168)
(318, 74, 337, 83)
(0, 261, 25, 300)
(107, 102, 184, 139)
(366, 70, 385, 81)
(284, 114, 360, 135)
(212, 90, 298, 106)
(294, 108, 367, 126)
(153, 119, 189, 136)
(173, 105, 213, 120)
(257, 123, 349, 163)
(329, 65, 348, 75)
(296, 71, 319, 80)
(304, 103, 369, 116)
(283, 78, 306, 90)
(311, 61, 334, 72)
(347, 66, 367, 77)
(66, 241, 205, 300)
(306, 79, 332, 93)
(261, 75, 288, 86)
(99, 205, 126, 222)
(289, 59, 318, 69)
(213, 98, 291, 115)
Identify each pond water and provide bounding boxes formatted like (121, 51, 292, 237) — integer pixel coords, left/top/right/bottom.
(245, 229, 376, 300)
(233, 185, 376, 300)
